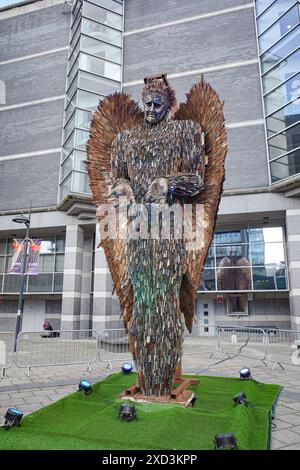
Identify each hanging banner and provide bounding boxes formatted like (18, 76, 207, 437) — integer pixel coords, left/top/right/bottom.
(10, 238, 42, 275)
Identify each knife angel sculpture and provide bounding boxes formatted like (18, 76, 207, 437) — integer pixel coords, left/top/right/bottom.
(87, 74, 227, 396)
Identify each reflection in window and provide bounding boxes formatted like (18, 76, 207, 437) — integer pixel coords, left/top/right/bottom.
(255, 0, 300, 183)
(259, 5, 300, 54)
(270, 148, 300, 181)
(78, 70, 120, 95)
(256, 0, 279, 17)
(261, 25, 300, 74)
(82, 18, 122, 46)
(83, 2, 122, 30)
(257, 0, 296, 35)
(262, 48, 300, 95)
(227, 295, 248, 315)
(268, 122, 300, 160)
(198, 226, 287, 292)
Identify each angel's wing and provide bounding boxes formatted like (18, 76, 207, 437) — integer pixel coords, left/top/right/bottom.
(87, 93, 143, 330)
(174, 76, 228, 332)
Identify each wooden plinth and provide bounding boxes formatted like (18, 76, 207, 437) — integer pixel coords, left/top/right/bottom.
(118, 376, 199, 407)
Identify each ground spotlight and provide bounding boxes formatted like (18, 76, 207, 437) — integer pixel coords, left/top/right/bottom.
(214, 433, 238, 450)
(233, 391, 248, 407)
(3, 408, 23, 430)
(239, 367, 259, 384)
(119, 403, 137, 422)
(239, 367, 251, 380)
(78, 379, 92, 395)
(122, 362, 133, 374)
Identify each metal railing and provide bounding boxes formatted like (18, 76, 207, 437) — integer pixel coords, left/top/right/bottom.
(265, 329, 300, 370)
(15, 329, 98, 376)
(217, 326, 268, 365)
(1, 324, 300, 378)
(98, 328, 132, 369)
(0, 332, 14, 379)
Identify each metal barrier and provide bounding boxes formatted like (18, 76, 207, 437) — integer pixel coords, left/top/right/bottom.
(98, 329, 132, 369)
(184, 324, 220, 359)
(217, 326, 267, 365)
(0, 332, 14, 379)
(15, 329, 98, 376)
(265, 329, 300, 370)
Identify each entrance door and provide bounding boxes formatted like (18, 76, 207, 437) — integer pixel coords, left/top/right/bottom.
(195, 296, 215, 336)
(22, 300, 45, 332)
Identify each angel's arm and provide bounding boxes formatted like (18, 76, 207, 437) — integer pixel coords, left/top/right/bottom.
(108, 134, 135, 204)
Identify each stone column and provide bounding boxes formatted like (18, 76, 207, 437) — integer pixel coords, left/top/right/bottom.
(92, 228, 122, 332)
(286, 209, 300, 331)
(60, 225, 84, 331)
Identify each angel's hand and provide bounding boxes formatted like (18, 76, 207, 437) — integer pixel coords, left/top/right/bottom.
(145, 177, 168, 204)
(107, 179, 135, 207)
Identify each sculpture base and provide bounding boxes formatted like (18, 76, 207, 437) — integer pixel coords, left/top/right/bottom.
(118, 378, 199, 407)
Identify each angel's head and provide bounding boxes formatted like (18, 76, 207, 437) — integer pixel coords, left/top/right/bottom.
(142, 74, 176, 124)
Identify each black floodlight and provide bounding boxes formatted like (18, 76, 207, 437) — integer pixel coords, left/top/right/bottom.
(122, 362, 133, 374)
(233, 391, 248, 407)
(214, 433, 238, 450)
(189, 393, 198, 407)
(78, 379, 92, 395)
(119, 403, 137, 422)
(3, 408, 23, 430)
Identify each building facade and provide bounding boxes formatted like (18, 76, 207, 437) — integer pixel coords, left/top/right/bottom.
(0, 0, 299, 334)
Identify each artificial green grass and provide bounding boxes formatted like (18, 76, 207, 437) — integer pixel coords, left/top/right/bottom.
(0, 373, 281, 450)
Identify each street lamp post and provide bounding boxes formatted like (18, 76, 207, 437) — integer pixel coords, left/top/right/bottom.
(12, 211, 31, 352)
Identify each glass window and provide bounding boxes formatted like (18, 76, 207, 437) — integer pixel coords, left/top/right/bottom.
(71, 9, 81, 37)
(256, 0, 277, 17)
(3, 274, 22, 293)
(75, 129, 89, 151)
(215, 245, 250, 266)
(259, 4, 300, 53)
(61, 155, 73, 181)
(82, 18, 122, 46)
(53, 273, 64, 292)
(40, 239, 56, 254)
(227, 295, 248, 314)
(79, 52, 121, 81)
(69, 38, 80, 70)
(5, 256, 12, 273)
(83, 2, 122, 30)
(55, 254, 65, 272)
(253, 266, 279, 289)
(56, 236, 65, 253)
(0, 240, 6, 255)
(215, 230, 248, 244)
(38, 254, 54, 273)
(81, 35, 122, 63)
(268, 121, 300, 159)
(88, 0, 123, 14)
(74, 150, 88, 172)
(250, 242, 285, 266)
(60, 173, 72, 199)
(67, 59, 79, 88)
(76, 109, 93, 130)
(72, 171, 91, 193)
(63, 131, 75, 159)
(78, 70, 120, 95)
(28, 274, 53, 293)
(217, 267, 252, 290)
(270, 148, 300, 181)
(263, 48, 300, 95)
(65, 96, 77, 125)
(267, 101, 300, 136)
(249, 227, 283, 242)
(77, 89, 103, 111)
(261, 25, 300, 74)
(0, 257, 5, 273)
(257, 0, 296, 35)
(199, 269, 216, 291)
(264, 72, 300, 115)
(63, 111, 76, 144)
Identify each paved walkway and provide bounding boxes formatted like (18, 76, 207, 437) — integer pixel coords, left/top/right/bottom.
(1, 353, 300, 450)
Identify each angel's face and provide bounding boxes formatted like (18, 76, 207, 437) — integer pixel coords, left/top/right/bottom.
(143, 92, 169, 124)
